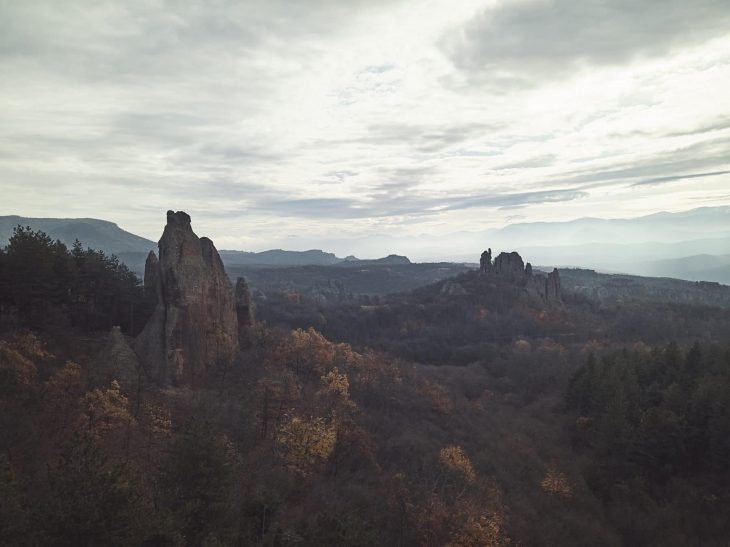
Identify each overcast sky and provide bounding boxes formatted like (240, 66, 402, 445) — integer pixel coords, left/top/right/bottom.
(2, 0, 730, 256)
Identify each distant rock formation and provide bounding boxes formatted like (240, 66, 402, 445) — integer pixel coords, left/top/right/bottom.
(479, 249, 563, 305)
(546, 269, 562, 302)
(480, 249, 492, 274)
(235, 277, 255, 348)
(493, 251, 526, 281)
(135, 211, 238, 385)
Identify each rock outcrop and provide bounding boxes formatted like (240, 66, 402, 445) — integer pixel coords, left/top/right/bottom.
(479, 249, 563, 305)
(493, 251, 526, 281)
(143, 251, 161, 306)
(235, 277, 255, 348)
(135, 211, 238, 385)
(546, 269, 562, 302)
(480, 249, 492, 274)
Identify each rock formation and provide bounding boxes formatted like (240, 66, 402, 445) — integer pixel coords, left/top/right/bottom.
(493, 251, 526, 281)
(479, 248, 492, 274)
(479, 249, 563, 305)
(143, 251, 161, 306)
(235, 277, 255, 348)
(135, 211, 238, 385)
(546, 268, 562, 302)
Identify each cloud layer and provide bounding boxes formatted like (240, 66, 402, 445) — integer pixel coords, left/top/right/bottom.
(1, 0, 729, 256)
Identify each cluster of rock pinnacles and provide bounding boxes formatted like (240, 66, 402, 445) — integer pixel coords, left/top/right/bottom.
(130, 212, 561, 385)
(480, 248, 563, 304)
(134, 211, 254, 386)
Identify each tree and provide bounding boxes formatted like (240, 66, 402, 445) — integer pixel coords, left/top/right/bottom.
(276, 414, 336, 477)
(0, 226, 70, 326)
(162, 416, 237, 546)
(0, 226, 148, 334)
(0, 455, 29, 546)
(39, 434, 150, 546)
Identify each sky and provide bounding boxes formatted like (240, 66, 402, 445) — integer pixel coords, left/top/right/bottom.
(1, 0, 730, 258)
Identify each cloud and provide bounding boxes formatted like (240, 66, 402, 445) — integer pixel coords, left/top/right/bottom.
(319, 122, 502, 154)
(495, 154, 557, 170)
(249, 186, 588, 219)
(443, 0, 730, 82)
(632, 170, 730, 187)
(557, 137, 730, 190)
(1, 0, 730, 251)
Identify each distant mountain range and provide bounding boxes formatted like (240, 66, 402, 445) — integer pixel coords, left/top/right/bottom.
(1, 207, 727, 284)
(627, 254, 730, 283)
(494, 206, 730, 247)
(0, 216, 412, 274)
(494, 208, 730, 284)
(219, 249, 342, 267)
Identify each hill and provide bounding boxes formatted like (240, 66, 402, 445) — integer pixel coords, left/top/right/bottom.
(494, 206, 730, 247)
(627, 253, 730, 284)
(0, 217, 416, 274)
(220, 248, 343, 266)
(0, 215, 155, 254)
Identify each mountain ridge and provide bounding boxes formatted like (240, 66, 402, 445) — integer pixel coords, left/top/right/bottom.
(2, 207, 728, 282)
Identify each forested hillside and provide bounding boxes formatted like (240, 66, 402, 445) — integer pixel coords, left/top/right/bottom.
(1, 228, 730, 546)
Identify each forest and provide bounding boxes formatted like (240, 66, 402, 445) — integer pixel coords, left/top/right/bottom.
(1, 227, 730, 546)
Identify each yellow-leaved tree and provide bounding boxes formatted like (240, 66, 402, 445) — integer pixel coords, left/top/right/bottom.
(276, 414, 337, 477)
(81, 380, 135, 440)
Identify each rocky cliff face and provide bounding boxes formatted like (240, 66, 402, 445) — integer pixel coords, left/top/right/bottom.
(480, 249, 563, 305)
(143, 251, 161, 306)
(135, 211, 238, 385)
(546, 269, 562, 302)
(493, 251, 526, 281)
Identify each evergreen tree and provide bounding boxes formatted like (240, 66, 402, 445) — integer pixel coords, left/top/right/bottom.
(39, 434, 150, 546)
(162, 415, 237, 546)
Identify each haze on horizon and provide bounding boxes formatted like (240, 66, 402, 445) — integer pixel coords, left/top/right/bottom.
(2, 0, 730, 258)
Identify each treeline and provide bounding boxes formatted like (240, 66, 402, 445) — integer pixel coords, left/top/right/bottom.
(566, 342, 730, 545)
(0, 226, 151, 334)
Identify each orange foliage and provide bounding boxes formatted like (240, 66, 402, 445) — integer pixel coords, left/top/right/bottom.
(541, 467, 573, 498)
(420, 380, 453, 414)
(439, 445, 476, 483)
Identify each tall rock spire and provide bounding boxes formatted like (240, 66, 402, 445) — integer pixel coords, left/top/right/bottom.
(135, 211, 238, 385)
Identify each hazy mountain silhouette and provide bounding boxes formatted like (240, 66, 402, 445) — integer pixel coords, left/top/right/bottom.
(2, 207, 728, 284)
(0, 215, 156, 254)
